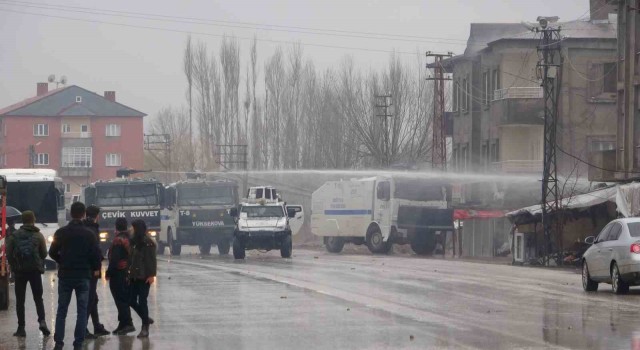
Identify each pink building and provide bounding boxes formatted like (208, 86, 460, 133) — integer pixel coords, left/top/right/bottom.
(0, 83, 146, 198)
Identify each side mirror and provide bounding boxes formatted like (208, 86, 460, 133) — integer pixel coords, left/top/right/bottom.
(287, 208, 296, 218)
(585, 236, 595, 245)
(229, 208, 238, 218)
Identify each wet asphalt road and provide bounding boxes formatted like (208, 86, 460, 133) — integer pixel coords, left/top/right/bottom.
(1, 248, 640, 350)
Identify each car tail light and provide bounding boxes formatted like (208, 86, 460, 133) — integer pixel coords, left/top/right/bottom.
(631, 243, 640, 254)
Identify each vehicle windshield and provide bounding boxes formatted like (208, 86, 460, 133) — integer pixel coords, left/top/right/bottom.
(7, 181, 62, 223)
(178, 185, 235, 206)
(241, 205, 284, 218)
(96, 183, 159, 207)
(628, 222, 640, 237)
(394, 178, 446, 201)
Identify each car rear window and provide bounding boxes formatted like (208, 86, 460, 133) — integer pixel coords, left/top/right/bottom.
(627, 222, 640, 237)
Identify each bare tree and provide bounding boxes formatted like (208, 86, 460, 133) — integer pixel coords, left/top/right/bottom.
(183, 35, 195, 169)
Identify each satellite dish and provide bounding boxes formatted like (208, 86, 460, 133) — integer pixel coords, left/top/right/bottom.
(60, 76, 67, 85)
(47, 74, 55, 83)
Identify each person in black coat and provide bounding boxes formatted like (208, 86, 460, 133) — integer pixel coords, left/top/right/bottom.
(49, 202, 101, 350)
(106, 217, 135, 335)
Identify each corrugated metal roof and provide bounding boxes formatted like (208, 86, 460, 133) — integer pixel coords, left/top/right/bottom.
(0, 85, 146, 117)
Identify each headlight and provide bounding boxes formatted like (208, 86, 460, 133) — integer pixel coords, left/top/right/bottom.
(99, 232, 108, 242)
(47, 236, 54, 243)
(148, 230, 157, 238)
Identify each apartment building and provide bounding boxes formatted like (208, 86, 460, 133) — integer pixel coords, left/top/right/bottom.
(0, 83, 146, 198)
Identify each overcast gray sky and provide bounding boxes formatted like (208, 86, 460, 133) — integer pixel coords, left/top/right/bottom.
(0, 0, 588, 125)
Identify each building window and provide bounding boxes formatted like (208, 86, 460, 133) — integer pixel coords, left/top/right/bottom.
(33, 124, 48, 136)
(481, 143, 488, 170)
(0, 154, 6, 167)
(81, 124, 88, 133)
(64, 184, 71, 193)
(76, 96, 82, 103)
(603, 62, 617, 93)
(453, 81, 459, 112)
(34, 153, 49, 166)
(106, 124, 121, 137)
(106, 153, 122, 167)
(462, 78, 469, 112)
(62, 124, 71, 133)
(591, 140, 616, 151)
(483, 71, 489, 105)
(62, 147, 92, 168)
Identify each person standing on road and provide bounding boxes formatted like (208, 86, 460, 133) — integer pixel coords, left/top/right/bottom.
(5, 210, 51, 337)
(106, 217, 135, 335)
(49, 202, 102, 350)
(129, 219, 157, 338)
(82, 205, 109, 338)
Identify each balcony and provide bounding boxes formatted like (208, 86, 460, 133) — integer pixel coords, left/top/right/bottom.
(491, 87, 544, 126)
(492, 87, 543, 100)
(61, 131, 92, 138)
(491, 160, 543, 174)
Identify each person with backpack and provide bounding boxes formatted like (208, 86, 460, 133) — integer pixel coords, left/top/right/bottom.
(82, 205, 109, 338)
(129, 219, 157, 338)
(106, 217, 135, 335)
(5, 210, 50, 337)
(49, 202, 102, 350)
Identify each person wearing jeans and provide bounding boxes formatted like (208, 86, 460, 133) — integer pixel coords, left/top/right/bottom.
(49, 202, 101, 350)
(54, 278, 90, 347)
(129, 219, 157, 338)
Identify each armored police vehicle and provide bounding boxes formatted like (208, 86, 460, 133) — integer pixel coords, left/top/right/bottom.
(230, 186, 303, 259)
(160, 177, 238, 256)
(81, 169, 164, 255)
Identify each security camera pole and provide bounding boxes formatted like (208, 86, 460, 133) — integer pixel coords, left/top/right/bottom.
(536, 16, 563, 266)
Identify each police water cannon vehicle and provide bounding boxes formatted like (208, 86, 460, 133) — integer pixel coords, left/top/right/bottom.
(160, 173, 239, 256)
(81, 168, 164, 255)
(229, 186, 304, 259)
(311, 176, 454, 255)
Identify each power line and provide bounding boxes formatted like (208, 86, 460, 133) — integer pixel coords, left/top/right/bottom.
(564, 53, 617, 82)
(0, 0, 470, 45)
(0, 8, 426, 56)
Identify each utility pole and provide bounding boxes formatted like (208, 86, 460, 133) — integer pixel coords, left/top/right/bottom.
(375, 94, 392, 167)
(426, 52, 453, 170)
(609, 0, 640, 178)
(536, 17, 563, 266)
(28, 144, 35, 168)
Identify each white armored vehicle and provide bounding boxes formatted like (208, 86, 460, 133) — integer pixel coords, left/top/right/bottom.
(230, 186, 303, 259)
(311, 176, 454, 255)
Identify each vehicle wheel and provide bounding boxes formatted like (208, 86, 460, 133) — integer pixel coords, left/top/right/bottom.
(157, 242, 166, 255)
(232, 237, 245, 260)
(281, 235, 293, 258)
(169, 228, 181, 256)
(324, 237, 345, 253)
(582, 261, 598, 292)
(366, 226, 391, 254)
(410, 232, 435, 255)
(611, 263, 629, 295)
(218, 240, 231, 255)
(199, 244, 211, 255)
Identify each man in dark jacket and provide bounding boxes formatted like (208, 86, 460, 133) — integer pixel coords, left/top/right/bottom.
(49, 202, 101, 350)
(6, 211, 50, 337)
(82, 205, 109, 338)
(106, 217, 135, 335)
